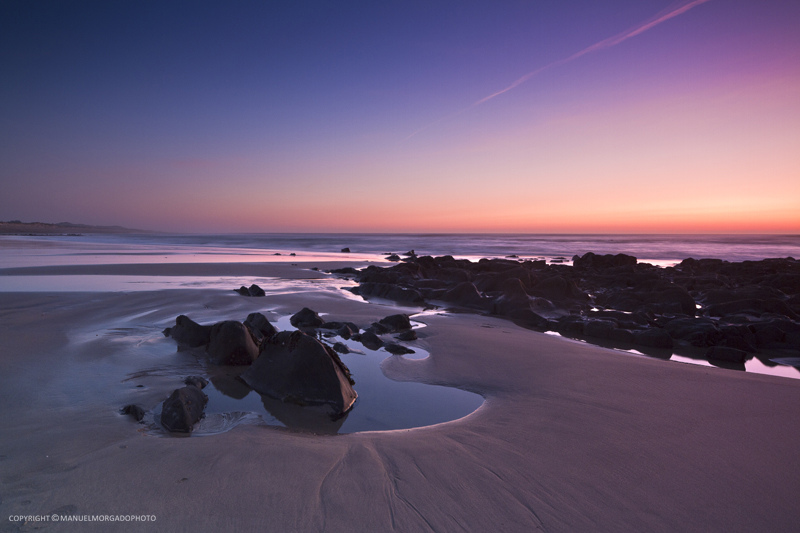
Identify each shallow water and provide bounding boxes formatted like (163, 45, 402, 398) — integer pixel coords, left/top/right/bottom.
(2, 232, 798, 269)
(129, 314, 483, 436)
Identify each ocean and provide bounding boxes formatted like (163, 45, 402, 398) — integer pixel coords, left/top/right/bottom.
(2, 232, 798, 270)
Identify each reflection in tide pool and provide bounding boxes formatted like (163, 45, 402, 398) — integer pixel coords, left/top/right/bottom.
(198, 344, 481, 436)
(186, 317, 483, 435)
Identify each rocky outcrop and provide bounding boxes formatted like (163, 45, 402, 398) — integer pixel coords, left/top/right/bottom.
(335, 253, 800, 360)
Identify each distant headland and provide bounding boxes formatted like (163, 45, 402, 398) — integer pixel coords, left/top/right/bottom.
(0, 220, 151, 235)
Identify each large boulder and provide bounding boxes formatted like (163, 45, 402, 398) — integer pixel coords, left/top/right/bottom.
(160, 384, 208, 433)
(241, 331, 357, 417)
(207, 321, 260, 365)
(165, 315, 211, 348)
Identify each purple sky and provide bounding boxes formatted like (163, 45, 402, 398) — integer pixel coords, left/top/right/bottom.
(1, 0, 798, 233)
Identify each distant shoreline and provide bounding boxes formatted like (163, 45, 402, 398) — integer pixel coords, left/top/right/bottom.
(0, 221, 151, 235)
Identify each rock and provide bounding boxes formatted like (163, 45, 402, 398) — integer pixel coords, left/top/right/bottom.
(584, 319, 616, 339)
(234, 284, 265, 297)
(160, 385, 208, 433)
(706, 346, 747, 364)
(609, 328, 636, 344)
(333, 342, 350, 354)
(377, 314, 412, 333)
(247, 284, 265, 297)
(634, 328, 674, 349)
(357, 330, 383, 351)
(241, 331, 357, 416)
(120, 404, 146, 422)
(395, 329, 418, 341)
(573, 252, 637, 270)
(351, 283, 426, 305)
(207, 321, 260, 365)
(167, 315, 211, 348)
(505, 308, 549, 330)
(557, 317, 585, 338)
(442, 282, 486, 309)
(243, 312, 278, 344)
(386, 254, 401, 262)
(705, 299, 799, 320)
(663, 318, 723, 347)
(384, 343, 415, 355)
(341, 247, 351, 253)
(183, 376, 209, 389)
(290, 307, 325, 329)
(320, 321, 359, 339)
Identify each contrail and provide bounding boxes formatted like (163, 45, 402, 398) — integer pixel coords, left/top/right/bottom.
(407, 0, 712, 139)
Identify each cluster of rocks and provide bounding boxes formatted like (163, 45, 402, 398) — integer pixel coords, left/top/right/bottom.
(333, 253, 800, 367)
(234, 283, 266, 297)
(124, 308, 418, 434)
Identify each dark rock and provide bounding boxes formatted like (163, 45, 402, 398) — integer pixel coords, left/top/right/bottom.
(634, 328, 674, 349)
(573, 252, 637, 270)
(160, 386, 208, 433)
(718, 324, 757, 352)
(754, 325, 786, 347)
(663, 318, 723, 347)
(247, 284, 265, 297)
(235, 286, 250, 296)
(584, 320, 616, 339)
(386, 254, 401, 262)
(330, 267, 359, 275)
(167, 315, 212, 348)
(244, 312, 278, 344)
(351, 283, 426, 305)
(320, 321, 359, 340)
(503, 308, 548, 330)
(341, 247, 351, 253)
(183, 376, 209, 389)
(358, 330, 384, 351)
(290, 307, 325, 329)
(384, 343, 415, 355)
(120, 404, 146, 422)
(333, 342, 350, 354)
(557, 317, 585, 338)
(609, 328, 636, 344)
(531, 276, 586, 302)
(705, 299, 799, 320)
(377, 314, 413, 333)
(442, 282, 486, 309)
(207, 321, 260, 365)
(241, 330, 357, 416)
(395, 329, 418, 341)
(706, 346, 747, 364)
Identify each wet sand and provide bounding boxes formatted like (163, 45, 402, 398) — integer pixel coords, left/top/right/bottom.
(1, 262, 799, 532)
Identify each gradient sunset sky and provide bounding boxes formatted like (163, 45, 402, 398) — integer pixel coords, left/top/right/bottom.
(1, 0, 798, 233)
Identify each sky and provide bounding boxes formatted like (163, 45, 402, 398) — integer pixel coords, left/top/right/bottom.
(1, 0, 798, 233)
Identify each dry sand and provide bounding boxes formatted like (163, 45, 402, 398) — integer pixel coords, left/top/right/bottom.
(1, 262, 799, 532)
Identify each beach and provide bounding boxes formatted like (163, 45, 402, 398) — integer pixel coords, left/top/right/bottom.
(1, 253, 799, 532)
